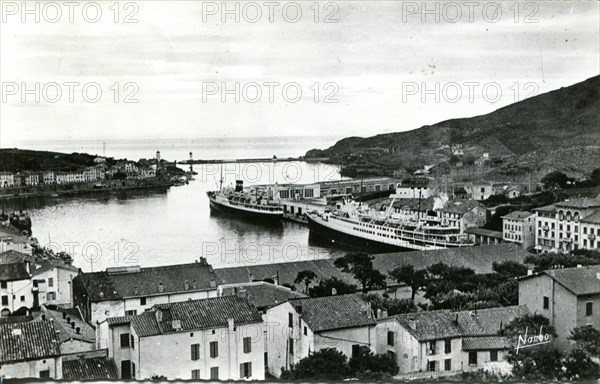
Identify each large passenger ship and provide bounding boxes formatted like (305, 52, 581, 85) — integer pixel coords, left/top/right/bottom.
(207, 180, 284, 222)
(306, 199, 473, 251)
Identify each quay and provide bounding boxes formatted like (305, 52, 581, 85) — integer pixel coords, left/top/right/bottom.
(179, 156, 329, 165)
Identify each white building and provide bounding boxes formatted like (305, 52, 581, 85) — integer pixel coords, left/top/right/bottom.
(73, 261, 220, 324)
(0, 321, 62, 379)
(31, 259, 78, 306)
(376, 306, 528, 376)
(0, 251, 34, 317)
(502, 210, 536, 249)
(43, 171, 55, 184)
(264, 294, 377, 378)
(102, 296, 265, 380)
(0, 171, 15, 188)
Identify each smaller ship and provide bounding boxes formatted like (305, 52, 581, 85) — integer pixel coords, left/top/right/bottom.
(207, 179, 283, 222)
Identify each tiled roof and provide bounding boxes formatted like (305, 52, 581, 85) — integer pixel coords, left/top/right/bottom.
(0, 250, 34, 264)
(533, 204, 556, 213)
(556, 197, 600, 209)
(542, 265, 600, 295)
(456, 306, 529, 336)
(442, 200, 484, 215)
(108, 296, 263, 337)
(582, 210, 600, 224)
(63, 356, 119, 380)
(0, 321, 60, 363)
(0, 316, 33, 325)
(77, 262, 219, 302)
(43, 309, 95, 344)
(221, 282, 306, 310)
(502, 211, 534, 220)
(462, 336, 513, 351)
(31, 258, 77, 277)
(393, 310, 461, 341)
(0, 262, 30, 281)
(288, 294, 376, 332)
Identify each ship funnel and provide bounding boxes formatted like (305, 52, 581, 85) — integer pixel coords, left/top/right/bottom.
(235, 180, 244, 192)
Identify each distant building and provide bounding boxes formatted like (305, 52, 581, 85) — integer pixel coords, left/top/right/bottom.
(441, 200, 488, 233)
(0, 171, 15, 188)
(264, 294, 377, 378)
(376, 306, 528, 375)
(42, 171, 55, 184)
(0, 321, 62, 379)
(464, 228, 503, 246)
(393, 179, 435, 199)
(94, 156, 107, 164)
(502, 211, 536, 249)
(102, 296, 265, 380)
(72, 261, 220, 324)
(518, 265, 600, 350)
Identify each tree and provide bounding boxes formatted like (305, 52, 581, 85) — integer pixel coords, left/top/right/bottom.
(492, 261, 529, 278)
(563, 348, 600, 380)
(334, 253, 386, 293)
(294, 270, 317, 294)
(541, 171, 569, 189)
(281, 348, 351, 380)
(591, 168, 600, 186)
(362, 293, 418, 316)
(348, 346, 399, 379)
(308, 277, 357, 297)
(389, 264, 428, 301)
(569, 325, 600, 356)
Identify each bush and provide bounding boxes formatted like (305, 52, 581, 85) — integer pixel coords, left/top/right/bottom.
(348, 346, 399, 379)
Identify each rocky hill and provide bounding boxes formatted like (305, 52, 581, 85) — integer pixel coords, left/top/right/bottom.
(306, 75, 600, 180)
(0, 148, 99, 172)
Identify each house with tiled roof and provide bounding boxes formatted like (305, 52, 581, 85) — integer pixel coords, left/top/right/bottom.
(0, 250, 34, 317)
(31, 258, 78, 307)
(101, 295, 264, 380)
(218, 281, 306, 312)
(41, 306, 95, 354)
(518, 265, 600, 350)
(441, 200, 488, 234)
(62, 350, 119, 380)
(502, 210, 536, 249)
(0, 320, 62, 379)
(264, 294, 376, 378)
(376, 305, 528, 376)
(72, 260, 220, 323)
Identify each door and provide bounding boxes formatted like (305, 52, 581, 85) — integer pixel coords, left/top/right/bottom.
(121, 360, 131, 379)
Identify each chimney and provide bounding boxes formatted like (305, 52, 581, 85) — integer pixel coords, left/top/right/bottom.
(66, 316, 71, 323)
(407, 317, 416, 330)
(41, 314, 46, 321)
(382, 310, 388, 318)
(297, 305, 303, 315)
(227, 318, 234, 331)
(192, 280, 197, 289)
(454, 314, 459, 324)
(134, 286, 138, 295)
(76, 327, 81, 334)
(376, 308, 382, 319)
(158, 283, 164, 293)
(248, 273, 254, 282)
(71, 322, 75, 329)
(62, 312, 67, 319)
(184, 280, 189, 290)
(237, 289, 247, 298)
(210, 279, 216, 288)
(155, 308, 163, 323)
(331, 287, 337, 296)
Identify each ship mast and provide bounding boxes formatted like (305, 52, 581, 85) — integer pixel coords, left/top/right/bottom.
(219, 166, 223, 192)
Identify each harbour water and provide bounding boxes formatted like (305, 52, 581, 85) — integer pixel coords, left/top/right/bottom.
(6, 138, 348, 272)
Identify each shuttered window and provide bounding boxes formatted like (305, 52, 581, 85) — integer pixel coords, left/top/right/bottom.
(240, 362, 252, 378)
(210, 341, 219, 358)
(191, 344, 200, 360)
(243, 337, 252, 353)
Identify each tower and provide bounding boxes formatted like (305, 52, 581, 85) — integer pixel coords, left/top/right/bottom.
(156, 150, 161, 162)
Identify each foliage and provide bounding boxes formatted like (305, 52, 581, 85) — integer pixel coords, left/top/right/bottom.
(492, 261, 529, 278)
(389, 264, 427, 301)
(508, 344, 564, 380)
(348, 346, 399, 379)
(524, 251, 600, 271)
(569, 325, 600, 356)
(542, 171, 570, 189)
(362, 293, 418, 316)
(591, 168, 600, 185)
(308, 277, 357, 297)
(294, 270, 317, 294)
(563, 348, 600, 380)
(280, 348, 350, 380)
(503, 313, 557, 339)
(334, 253, 386, 293)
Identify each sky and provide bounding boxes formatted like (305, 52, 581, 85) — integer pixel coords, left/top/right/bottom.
(1, 0, 599, 148)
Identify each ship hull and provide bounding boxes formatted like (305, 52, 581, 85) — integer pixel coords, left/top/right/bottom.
(306, 213, 412, 253)
(207, 192, 283, 223)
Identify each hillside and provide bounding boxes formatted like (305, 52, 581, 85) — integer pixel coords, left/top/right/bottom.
(306, 75, 600, 180)
(0, 148, 100, 172)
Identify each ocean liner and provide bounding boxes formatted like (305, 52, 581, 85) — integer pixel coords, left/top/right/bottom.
(306, 199, 473, 251)
(207, 180, 283, 222)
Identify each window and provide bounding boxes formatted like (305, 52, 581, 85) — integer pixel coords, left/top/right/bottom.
(468, 351, 478, 366)
(288, 313, 293, 328)
(120, 333, 130, 348)
(130, 335, 135, 349)
(429, 340, 437, 355)
(47, 292, 56, 300)
(48, 277, 54, 287)
(352, 344, 360, 358)
(2, 295, 8, 306)
(428, 360, 436, 372)
(444, 359, 451, 371)
(387, 331, 395, 346)
(289, 338, 294, 355)
(543, 296, 549, 310)
(1, 281, 7, 289)
(240, 362, 252, 378)
(20, 295, 25, 302)
(39, 370, 50, 378)
(125, 310, 137, 316)
(490, 350, 498, 362)
(191, 343, 200, 360)
(445, 339, 451, 354)
(191, 369, 200, 379)
(243, 337, 252, 353)
(387, 351, 396, 361)
(210, 367, 219, 380)
(210, 341, 218, 358)
(303, 326, 307, 336)
(586, 302, 593, 316)
(140, 297, 146, 305)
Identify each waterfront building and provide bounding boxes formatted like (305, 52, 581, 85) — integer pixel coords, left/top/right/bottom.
(534, 197, 600, 253)
(0, 320, 62, 379)
(72, 260, 220, 324)
(83, 166, 105, 182)
(13, 172, 26, 187)
(376, 306, 528, 376)
(465, 228, 503, 245)
(0, 250, 34, 316)
(264, 294, 376, 378)
(440, 200, 488, 234)
(102, 296, 265, 380)
(0, 171, 15, 188)
(31, 258, 78, 306)
(518, 265, 600, 350)
(23, 172, 39, 186)
(394, 178, 435, 199)
(502, 210, 536, 249)
(318, 177, 399, 198)
(42, 171, 55, 184)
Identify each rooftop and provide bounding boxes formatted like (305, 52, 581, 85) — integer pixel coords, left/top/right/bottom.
(455, 305, 529, 336)
(62, 356, 119, 380)
(464, 227, 503, 239)
(220, 282, 306, 310)
(77, 261, 219, 302)
(287, 294, 376, 332)
(0, 321, 60, 364)
(533, 204, 556, 213)
(556, 197, 600, 209)
(43, 308, 95, 344)
(521, 265, 600, 296)
(393, 310, 460, 341)
(582, 210, 600, 224)
(107, 295, 263, 337)
(502, 210, 535, 220)
(462, 336, 513, 351)
(31, 258, 77, 277)
(442, 200, 484, 215)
